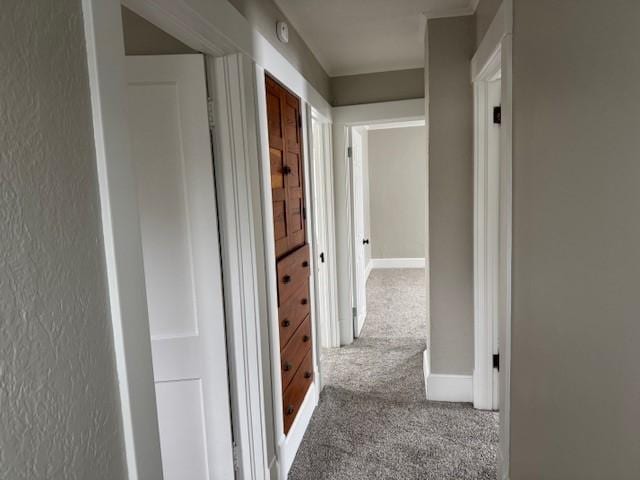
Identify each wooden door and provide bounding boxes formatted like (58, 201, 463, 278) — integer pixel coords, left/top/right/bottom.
(127, 54, 234, 479)
(266, 75, 306, 258)
(265, 73, 313, 435)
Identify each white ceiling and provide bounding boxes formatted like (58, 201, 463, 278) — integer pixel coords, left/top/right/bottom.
(274, 0, 478, 76)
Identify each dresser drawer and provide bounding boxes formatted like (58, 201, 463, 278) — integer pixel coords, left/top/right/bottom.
(282, 348, 313, 435)
(276, 244, 310, 306)
(280, 315, 312, 390)
(278, 280, 310, 348)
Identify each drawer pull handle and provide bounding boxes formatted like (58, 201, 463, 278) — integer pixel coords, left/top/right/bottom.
(286, 405, 294, 415)
(301, 298, 308, 305)
(302, 335, 310, 343)
(282, 319, 290, 327)
(283, 361, 292, 371)
(304, 372, 312, 379)
(302, 261, 309, 267)
(282, 275, 291, 284)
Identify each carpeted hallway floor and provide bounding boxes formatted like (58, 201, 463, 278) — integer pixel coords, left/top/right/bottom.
(288, 269, 499, 480)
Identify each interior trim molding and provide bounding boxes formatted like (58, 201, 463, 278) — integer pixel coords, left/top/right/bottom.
(471, 0, 513, 81)
(426, 373, 473, 403)
(471, 2, 513, 479)
(370, 258, 426, 269)
(333, 98, 425, 126)
(209, 54, 270, 479)
(277, 383, 320, 480)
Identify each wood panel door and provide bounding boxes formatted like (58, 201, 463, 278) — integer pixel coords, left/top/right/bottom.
(265, 73, 313, 436)
(266, 75, 306, 258)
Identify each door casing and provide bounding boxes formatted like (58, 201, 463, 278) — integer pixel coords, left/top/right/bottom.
(471, 1, 514, 478)
(349, 127, 368, 337)
(331, 99, 426, 346)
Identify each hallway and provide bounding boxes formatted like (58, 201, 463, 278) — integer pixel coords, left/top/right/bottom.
(289, 269, 498, 479)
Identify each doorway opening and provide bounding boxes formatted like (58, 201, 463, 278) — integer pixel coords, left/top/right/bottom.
(349, 121, 428, 340)
(322, 118, 429, 388)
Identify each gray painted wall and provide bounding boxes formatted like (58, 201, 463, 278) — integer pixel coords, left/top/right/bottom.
(122, 6, 197, 55)
(368, 126, 427, 259)
(510, 1, 640, 477)
(331, 68, 425, 107)
(474, 0, 502, 47)
(228, 0, 331, 101)
(426, 16, 475, 375)
(0, 2, 127, 479)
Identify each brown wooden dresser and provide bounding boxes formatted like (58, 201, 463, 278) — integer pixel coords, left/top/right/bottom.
(265, 73, 314, 434)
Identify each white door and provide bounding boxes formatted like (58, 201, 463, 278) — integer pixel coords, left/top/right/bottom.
(126, 54, 234, 480)
(310, 117, 333, 348)
(351, 128, 367, 337)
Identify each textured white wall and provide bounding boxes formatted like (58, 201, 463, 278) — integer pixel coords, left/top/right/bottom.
(0, 2, 127, 479)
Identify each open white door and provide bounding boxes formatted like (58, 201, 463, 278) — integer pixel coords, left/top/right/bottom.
(126, 54, 234, 480)
(310, 116, 334, 349)
(350, 128, 367, 337)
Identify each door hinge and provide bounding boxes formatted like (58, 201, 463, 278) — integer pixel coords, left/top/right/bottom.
(352, 306, 357, 319)
(298, 112, 302, 128)
(492, 353, 500, 371)
(347, 146, 353, 158)
(319, 252, 325, 263)
(207, 97, 215, 129)
(232, 442, 240, 472)
(302, 206, 307, 220)
(493, 105, 501, 125)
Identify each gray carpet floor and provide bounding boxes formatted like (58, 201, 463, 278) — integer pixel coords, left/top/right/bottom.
(288, 269, 499, 480)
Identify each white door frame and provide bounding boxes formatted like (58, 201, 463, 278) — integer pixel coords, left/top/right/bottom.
(332, 99, 426, 345)
(82, 2, 163, 478)
(349, 126, 367, 337)
(308, 110, 340, 349)
(82, 0, 332, 479)
(472, 46, 501, 412)
(471, 1, 513, 479)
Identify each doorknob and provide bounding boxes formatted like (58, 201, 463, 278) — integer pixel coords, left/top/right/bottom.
(282, 165, 292, 175)
(363, 239, 369, 245)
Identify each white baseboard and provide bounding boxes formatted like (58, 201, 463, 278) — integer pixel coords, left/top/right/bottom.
(277, 382, 319, 480)
(268, 455, 279, 480)
(370, 257, 426, 269)
(426, 374, 473, 402)
(424, 352, 473, 402)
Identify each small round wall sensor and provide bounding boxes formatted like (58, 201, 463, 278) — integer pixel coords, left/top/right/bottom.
(277, 21, 289, 43)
